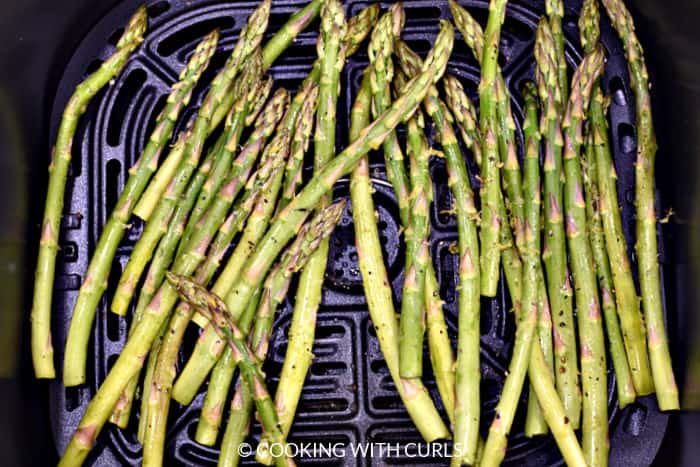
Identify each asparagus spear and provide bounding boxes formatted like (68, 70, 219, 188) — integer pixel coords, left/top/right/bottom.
(194, 132, 289, 445)
(224, 200, 346, 466)
(132, 94, 287, 437)
(584, 123, 636, 408)
(602, 0, 677, 409)
(200, 2, 347, 443)
(278, 0, 346, 398)
(395, 74, 456, 424)
(172, 111, 292, 407)
(518, 82, 549, 437)
(443, 74, 482, 166)
(141, 150, 285, 465)
(136, 1, 272, 220)
(528, 342, 588, 467)
(371, 7, 427, 380)
(245, 76, 275, 126)
(31, 6, 147, 378)
(346, 68, 451, 442)
(178, 72, 272, 255)
(534, 19, 582, 427)
(221, 20, 453, 355)
(135, 83, 283, 328)
(546, 0, 568, 105)
(58, 26, 453, 466)
(482, 50, 607, 465)
(109, 54, 263, 318)
(445, 4, 523, 308)
(261, 0, 321, 69)
(63, 1, 271, 386)
(474, 0, 505, 296)
(425, 262, 456, 424)
(370, 4, 410, 228)
(165, 273, 295, 467)
(429, 98, 481, 466)
(394, 41, 482, 462)
(279, 84, 319, 209)
(579, 0, 636, 408)
(561, 46, 609, 466)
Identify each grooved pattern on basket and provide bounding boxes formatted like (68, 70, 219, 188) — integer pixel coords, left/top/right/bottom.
(48, 0, 671, 465)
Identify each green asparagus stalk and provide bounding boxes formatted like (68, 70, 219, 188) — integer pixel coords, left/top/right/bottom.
(63, 30, 451, 465)
(371, 6, 427, 380)
(402, 95, 457, 424)
(218, 373, 252, 467)
(63, 27, 218, 385)
(443, 75, 482, 166)
(132, 94, 286, 434)
(370, 4, 411, 232)
(57, 115, 277, 467)
(172, 126, 291, 406)
(394, 37, 483, 462)
(579, 0, 636, 408)
(206, 0, 275, 131)
(275, 3, 377, 211)
(261, 0, 322, 69)
(461, 0, 505, 296)
(279, 85, 319, 210)
(394, 39, 481, 459)
(110, 56, 263, 318)
(230, 201, 345, 466)
(585, 123, 636, 408)
(561, 46, 608, 466)
(520, 82, 549, 438)
(245, 76, 274, 127)
(528, 343, 588, 467)
(178, 70, 271, 255)
(346, 68, 451, 442)
(400, 82, 455, 424)
(220, 19, 452, 359)
(282, 0, 346, 382)
(546, 0, 568, 105)
(63, 0, 271, 386)
(194, 134, 289, 444)
(480, 105, 540, 467)
(534, 19, 581, 426)
(425, 264, 456, 424)
(431, 100, 482, 467)
(602, 0, 677, 408)
(445, 3, 524, 307)
(165, 273, 294, 467)
(245, 1, 348, 456)
(131, 113, 198, 222)
(30, 6, 147, 378)
(142, 153, 286, 464)
(443, 75, 521, 308)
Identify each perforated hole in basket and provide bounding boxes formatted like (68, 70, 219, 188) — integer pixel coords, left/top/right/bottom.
(48, 0, 672, 466)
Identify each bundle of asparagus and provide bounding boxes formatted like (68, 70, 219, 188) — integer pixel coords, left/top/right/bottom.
(33, 0, 679, 466)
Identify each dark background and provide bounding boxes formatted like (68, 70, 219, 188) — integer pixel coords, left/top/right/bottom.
(0, 0, 697, 465)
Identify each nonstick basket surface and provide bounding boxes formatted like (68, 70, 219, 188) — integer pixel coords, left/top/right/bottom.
(48, 0, 672, 465)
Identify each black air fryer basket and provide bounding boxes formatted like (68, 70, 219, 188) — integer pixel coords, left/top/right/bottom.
(0, 0, 698, 466)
